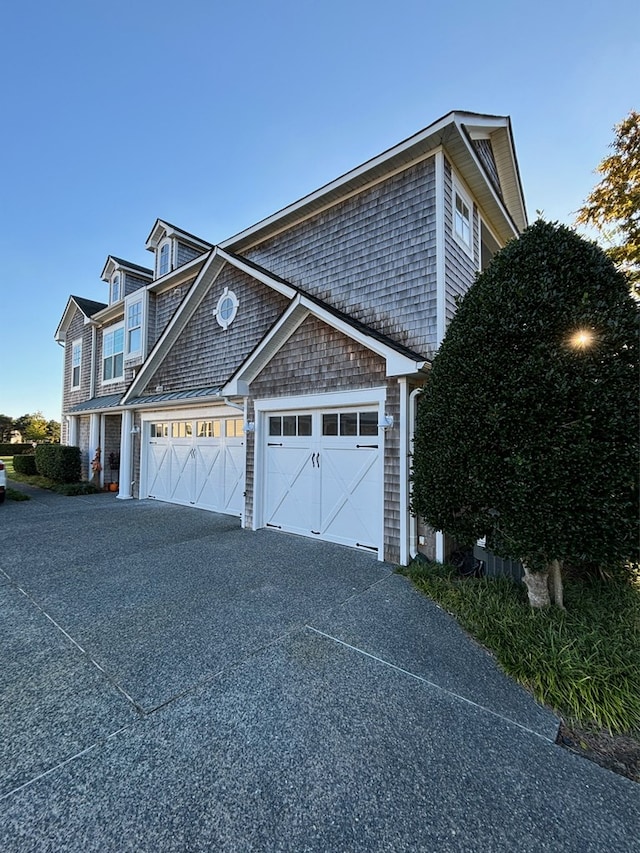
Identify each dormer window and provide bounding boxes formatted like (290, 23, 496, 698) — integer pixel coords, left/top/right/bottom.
(110, 273, 121, 303)
(159, 241, 170, 277)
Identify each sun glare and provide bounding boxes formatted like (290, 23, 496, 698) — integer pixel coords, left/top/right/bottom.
(569, 329, 595, 350)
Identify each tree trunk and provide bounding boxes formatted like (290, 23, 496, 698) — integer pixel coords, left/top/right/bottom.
(522, 562, 551, 608)
(548, 559, 565, 609)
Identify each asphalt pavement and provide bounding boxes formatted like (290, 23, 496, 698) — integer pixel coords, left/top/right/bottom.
(1, 486, 638, 851)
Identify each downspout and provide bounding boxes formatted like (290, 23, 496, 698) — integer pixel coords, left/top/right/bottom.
(434, 146, 446, 563)
(409, 387, 421, 560)
(399, 378, 408, 566)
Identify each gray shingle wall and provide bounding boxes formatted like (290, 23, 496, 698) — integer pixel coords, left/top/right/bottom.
(249, 315, 387, 399)
(444, 158, 479, 326)
(147, 265, 289, 392)
(124, 273, 149, 297)
(79, 416, 90, 479)
(62, 308, 94, 413)
(244, 403, 255, 528)
(154, 284, 190, 339)
(104, 415, 122, 486)
(383, 378, 401, 563)
(147, 292, 159, 351)
(243, 157, 439, 357)
(176, 242, 201, 268)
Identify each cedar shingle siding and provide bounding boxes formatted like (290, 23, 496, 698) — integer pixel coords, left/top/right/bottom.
(148, 266, 290, 392)
(62, 307, 97, 413)
(444, 158, 479, 325)
(244, 157, 439, 356)
(176, 242, 201, 268)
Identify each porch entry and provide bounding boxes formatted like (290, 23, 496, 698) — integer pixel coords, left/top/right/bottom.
(143, 416, 245, 516)
(262, 407, 382, 554)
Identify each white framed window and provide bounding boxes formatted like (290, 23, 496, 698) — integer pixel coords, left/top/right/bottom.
(214, 287, 239, 330)
(158, 241, 171, 277)
(452, 177, 474, 257)
(102, 325, 124, 382)
(71, 339, 82, 389)
(110, 273, 121, 304)
(126, 297, 143, 356)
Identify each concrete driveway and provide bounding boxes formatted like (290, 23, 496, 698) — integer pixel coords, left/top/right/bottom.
(1, 488, 638, 852)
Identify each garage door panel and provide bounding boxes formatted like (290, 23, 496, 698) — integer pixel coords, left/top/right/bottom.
(193, 444, 223, 511)
(223, 444, 245, 515)
(147, 443, 171, 501)
(170, 444, 194, 504)
(320, 447, 380, 549)
(265, 446, 315, 534)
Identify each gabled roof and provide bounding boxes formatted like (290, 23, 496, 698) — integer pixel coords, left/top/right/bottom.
(54, 295, 107, 342)
(220, 111, 527, 251)
(100, 255, 154, 282)
(145, 219, 213, 252)
(121, 248, 427, 406)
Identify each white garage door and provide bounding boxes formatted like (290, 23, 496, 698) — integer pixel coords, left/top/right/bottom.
(145, 417, 245, 516)
(263, 408, 382, 553)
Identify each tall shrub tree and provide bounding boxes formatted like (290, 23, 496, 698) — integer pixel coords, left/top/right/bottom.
(576, 111, 640, 296)
(412, 221, 639, 608)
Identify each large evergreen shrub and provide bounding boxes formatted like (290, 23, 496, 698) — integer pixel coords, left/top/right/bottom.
(412, 221, 639, 606)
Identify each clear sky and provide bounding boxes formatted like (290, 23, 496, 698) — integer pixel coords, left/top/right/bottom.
(1, 0, 637, 421)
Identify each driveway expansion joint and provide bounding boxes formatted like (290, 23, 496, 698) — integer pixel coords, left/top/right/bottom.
(305, 625, 559, 744)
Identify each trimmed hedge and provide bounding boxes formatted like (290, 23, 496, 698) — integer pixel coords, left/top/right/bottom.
(35, 445, 81, 484)
(0, 443, 34, 455)
(13, 454, 38, 475)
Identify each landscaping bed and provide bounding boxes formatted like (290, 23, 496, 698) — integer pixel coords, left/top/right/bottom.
(401, 559, 640, 782)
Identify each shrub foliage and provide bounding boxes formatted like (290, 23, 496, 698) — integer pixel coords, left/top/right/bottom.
(12, 454, 37, 475)
(35, 444, 81, 484)
(412, 221, 639, 576)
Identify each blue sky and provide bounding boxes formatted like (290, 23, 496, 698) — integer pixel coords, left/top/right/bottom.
(1, 0, 637, 421)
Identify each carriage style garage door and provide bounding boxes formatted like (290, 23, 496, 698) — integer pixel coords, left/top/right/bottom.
(144, 417, 245, 516)
(263, 408, 382, 553)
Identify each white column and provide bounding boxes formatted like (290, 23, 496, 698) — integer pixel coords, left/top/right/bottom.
(68, 416, 79, 447)
(117, 410, 134, 500)
(89, 413, 101, 485)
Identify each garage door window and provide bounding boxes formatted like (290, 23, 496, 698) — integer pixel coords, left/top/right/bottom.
(197, 420, 222, 438)
(322, 411, 378, 436)
(269, 415, 312, 437)
(150, 423, 169, 438)
(171, 421, 193, 438)
(225, 419, 245, 438)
